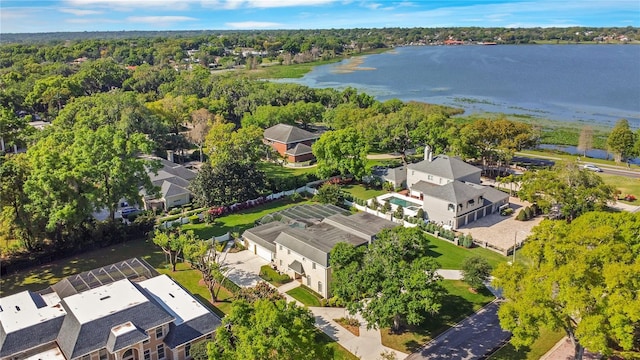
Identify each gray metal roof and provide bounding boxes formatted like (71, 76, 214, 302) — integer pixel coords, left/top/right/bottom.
(407, 155, 480, 181)
(322, 213, 397, 240)
(274, 224, 369, 267)
(285, 143, 313, 156)
(242, 221, 292, 253)
(263, 124, 319, 144)
(421, 180, 486, 204)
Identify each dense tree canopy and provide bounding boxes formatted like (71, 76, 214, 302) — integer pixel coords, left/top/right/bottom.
(312, 128, 368, 179)
(189, 160, 266, 207)
(330, 227, 445, 332)
(493, 212, 640, 359)
(208, 299, 327, 360)
(518, 161, 615, 220)
(607, 119, 636, 163)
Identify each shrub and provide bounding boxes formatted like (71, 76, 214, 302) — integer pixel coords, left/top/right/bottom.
(369, 198, 380, 210)
(314, 183, 344, 206)
(382, 200, 392, 214)
(500, 207, 514, 216)
(516, 209, 528, 221)
(625, 194, 637, 202)
(416, 208, 424, 219)
(168, 208, 181, 215)
(289, 191, 302, 202)
(461, 234, 474, 248)
(189, 215, 200, 224)
(383, 182, 394, 192)
(461, 256, 492, 290)
(531, 203, 540, 215)
(524, 206, 533, 219)
(393, 206, 404, 219)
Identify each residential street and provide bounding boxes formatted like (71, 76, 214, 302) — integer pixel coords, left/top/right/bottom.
(405, 301, 510, 360)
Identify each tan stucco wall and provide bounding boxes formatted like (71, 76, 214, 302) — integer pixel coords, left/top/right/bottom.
(274, 244, 330, 298)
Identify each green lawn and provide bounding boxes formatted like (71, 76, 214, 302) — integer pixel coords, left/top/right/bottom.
(259, 265, 292, 286)
(488, 327, 565, 360)
(181, 198, 313, 239)
(287, 286, 323, 307)
(600, 173, 640, 202)
(257, 161, 318, 178)
(425, 234, 508, 269)
(381, 280, 496, 353)
(316, 331, 361, 360)
(341, 184, 387, 200)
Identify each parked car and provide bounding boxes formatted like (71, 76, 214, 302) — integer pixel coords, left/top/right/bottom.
(120, 207, 140, 217)
(583, 164, 603, 172)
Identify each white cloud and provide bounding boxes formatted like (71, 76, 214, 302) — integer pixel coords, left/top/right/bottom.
(59, 8, 103, 15)
(226, 21, 284, 29)
(64, 0, 192, 11)
(127, 16, 198, 23)
(203, 0, 337, 9)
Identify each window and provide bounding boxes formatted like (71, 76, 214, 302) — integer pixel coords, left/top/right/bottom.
(279, 260, 282, 266)
(317, 281, 322, 293)
(302, 257, 305, 262)
(185, 343, 191, 358)
(427, 175, 433, 181)
(81, 355, 90, 360)
(307, 275, 311, 286)
(155, 326, 164, 339)
(312, 262, 316, 270)
(157, 345, 165, 360)
(279, 245, 282, 250)
(144, 350, 151, 360)
(99, 349, 108, 360)
(287, 249, 291, 255)
(448, 204, 455, 212)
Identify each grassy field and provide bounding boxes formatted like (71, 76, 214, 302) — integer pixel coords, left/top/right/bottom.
(601, 173, 640, 199)
(181, 198, 313, 239)
(488, 327, 566, 360)
(341, 184, 387, 200)
(257, 161, 318, 178)
(287, 286, 323, 307)
(426, 234, 508, 269)
(381, 280, 496, 353)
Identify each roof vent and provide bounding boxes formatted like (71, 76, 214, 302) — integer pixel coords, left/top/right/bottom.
(15, 306, 20, 311)
(169, 293, 175, 298)
(100, 296, 111, 301)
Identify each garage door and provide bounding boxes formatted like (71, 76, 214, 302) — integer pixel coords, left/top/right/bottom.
(255, 244, 273, 262)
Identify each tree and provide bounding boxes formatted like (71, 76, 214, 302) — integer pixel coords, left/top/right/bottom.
(189, 160, 266, 207)
(330, 227, 445, 333)
(576, 126, 593, 157)
(518, 161, 615, 221)
(313, 182, 343, 206)
(312, 128, 368, 180)
(0, 105, 29, 153)
(208, 298, 328, 360)
(461, 256, 492, 291)
(183, 235, 228, 303)
(152, 229, 188, 272)
(493, 212, 640, 359)
(607, 119, 635, 163)
(205, 118, 265, 167)
(188, 108, 213, 162)
(235, 281, 284, 303)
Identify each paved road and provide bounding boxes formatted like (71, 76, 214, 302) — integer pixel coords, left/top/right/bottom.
(406, 301, 510, 360)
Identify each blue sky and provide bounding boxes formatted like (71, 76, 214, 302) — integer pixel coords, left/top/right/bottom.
(1, 0, 638, 33)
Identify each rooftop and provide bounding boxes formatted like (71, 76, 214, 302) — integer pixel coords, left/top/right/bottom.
(62, 279, 149, 324)
(408, 155, 480, 181)
(0, 291, 67, 333)
(138, 275, 210, 326)
(264, 124, 319, 144)
(421, 180, 486, 204)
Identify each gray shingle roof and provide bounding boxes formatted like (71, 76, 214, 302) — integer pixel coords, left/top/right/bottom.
(372, 166, 406, 183)
(408, 155, 480, 181)
(421, 180, 485, 204)
(106, 325, 149, 353)
(0, 316, 65, 357)
(57, 298, 174, 359)
(285, 143, 313, 156)
(264, 124, 319, 144)
(411, 180, 438, 194)
(161, 181, 189, 198)
(481, 186, 510, 204)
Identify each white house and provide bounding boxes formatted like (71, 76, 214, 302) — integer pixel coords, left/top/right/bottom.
(406, 154, 509, 229)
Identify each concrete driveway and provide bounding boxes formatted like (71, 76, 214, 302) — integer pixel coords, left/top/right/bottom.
(406, 301, 510, 360)
(220, 249, 269, 288)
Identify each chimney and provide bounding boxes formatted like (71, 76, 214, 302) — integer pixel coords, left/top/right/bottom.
(424, 145, 433, 162)
(167, 150, 174, 163)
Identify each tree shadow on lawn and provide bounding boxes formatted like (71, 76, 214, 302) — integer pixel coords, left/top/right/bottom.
(384, 293, 476, 353)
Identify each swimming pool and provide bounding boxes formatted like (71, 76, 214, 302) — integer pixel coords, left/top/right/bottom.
(388, 196, 422, 208)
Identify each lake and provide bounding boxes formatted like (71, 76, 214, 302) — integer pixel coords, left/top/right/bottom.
(279, 45, 640, 129)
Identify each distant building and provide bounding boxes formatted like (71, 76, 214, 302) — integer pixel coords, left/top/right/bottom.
(0, 258, 221, 360)
(263, 124, 320, 163)
(141, 153, 197, 211)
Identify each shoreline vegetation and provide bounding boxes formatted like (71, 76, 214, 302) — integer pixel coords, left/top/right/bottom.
(248, 53, 620, 151)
